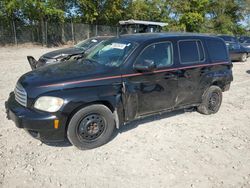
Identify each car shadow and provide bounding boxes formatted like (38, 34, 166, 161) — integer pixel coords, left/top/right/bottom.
(42, 138, 72, 147)
(246, 70, 250, 74)
(43, 108, 196, 148)
(116, 108, 195, 135)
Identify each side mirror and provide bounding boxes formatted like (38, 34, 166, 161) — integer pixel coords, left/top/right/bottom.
(134, 59, 156, 72)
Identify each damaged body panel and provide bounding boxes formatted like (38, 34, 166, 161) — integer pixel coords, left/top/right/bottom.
(27, 36, 112, 70)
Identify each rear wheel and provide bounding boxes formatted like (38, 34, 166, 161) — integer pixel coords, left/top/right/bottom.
(67, 104, 115, 150)
(197, 86, 222, 115)
(240, 53, 247, 62)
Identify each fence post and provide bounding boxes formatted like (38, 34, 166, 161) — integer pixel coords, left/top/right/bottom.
(71, 19, 75, 44)
(41, 19, 46, 46)
(61, 22, 65, 44)
(95, 24, 98, 36)
(12, 19, 17, 46)
(87, 24, 90, 39)
(45, 20, 48, 46)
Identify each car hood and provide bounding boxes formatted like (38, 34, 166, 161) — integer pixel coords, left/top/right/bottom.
(18, 59, 120, 97)
(42, 47, 84, 59)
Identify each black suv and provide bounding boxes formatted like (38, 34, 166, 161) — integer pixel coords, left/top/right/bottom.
(5, 33, 233, 150)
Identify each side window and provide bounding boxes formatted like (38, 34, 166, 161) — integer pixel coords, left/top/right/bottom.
(207, 39, 228, 62)
(136, 42, 173, 68)
(178, 40, 205, 64)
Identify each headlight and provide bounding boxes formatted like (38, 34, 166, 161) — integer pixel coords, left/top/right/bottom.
(34, 96, 64, 112)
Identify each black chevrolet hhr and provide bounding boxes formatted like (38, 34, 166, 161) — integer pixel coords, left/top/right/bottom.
(6, 33, 233, 150)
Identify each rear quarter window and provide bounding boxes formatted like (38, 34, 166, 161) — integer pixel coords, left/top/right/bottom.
(206, 39, 228, 62)
(178, 40, 205, 64)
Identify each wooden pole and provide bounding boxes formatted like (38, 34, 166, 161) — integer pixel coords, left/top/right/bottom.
(12, 19, 17, 46)
(71, 18, 75, 44)
(45, 20, 48, 46)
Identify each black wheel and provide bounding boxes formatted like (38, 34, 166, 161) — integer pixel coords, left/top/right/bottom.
(197, 86, 222, 115)
(67, 104, 115, 150)
(240, 53, 247, 62)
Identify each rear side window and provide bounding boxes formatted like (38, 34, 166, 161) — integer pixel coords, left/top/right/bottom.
(178, 40, 205, 64)
(206, 39, 228, 62)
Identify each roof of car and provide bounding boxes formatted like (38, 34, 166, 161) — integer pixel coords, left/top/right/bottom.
(118, 32, 220, 43)
(119, 19, 168, 27)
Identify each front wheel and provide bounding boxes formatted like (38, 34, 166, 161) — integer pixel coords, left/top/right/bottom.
(67, 104, 115, 150)
(197, 86, 222, 115)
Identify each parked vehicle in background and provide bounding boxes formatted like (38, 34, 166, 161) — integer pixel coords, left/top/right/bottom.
(218, 35, 249, 62)
(6, 33, 233, 150)
(238, 36, 250, 43)
(27, 36, 113, 69)
(240, 39, 250, 59)
(241, 39, 250, 48)
(119, 19, 168, 34)
(226, 42, 249, 62)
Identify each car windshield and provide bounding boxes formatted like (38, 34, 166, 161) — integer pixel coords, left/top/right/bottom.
(74, 38, 100, 50)
(244, 39, 250, 43)
(227, 43, 241, 50)
(219, 36, 237, 43)
(85, 38, 138, 67)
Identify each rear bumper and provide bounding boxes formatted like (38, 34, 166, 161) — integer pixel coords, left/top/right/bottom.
(5, 92, 66, 142)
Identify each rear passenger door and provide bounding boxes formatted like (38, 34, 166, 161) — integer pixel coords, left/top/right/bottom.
(176, 39, 207, 106)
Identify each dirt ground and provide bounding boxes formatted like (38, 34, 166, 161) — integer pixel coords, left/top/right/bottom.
(0, 46, 250, 188)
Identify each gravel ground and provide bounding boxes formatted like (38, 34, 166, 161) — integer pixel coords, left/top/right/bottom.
(0, 46, 250, 188)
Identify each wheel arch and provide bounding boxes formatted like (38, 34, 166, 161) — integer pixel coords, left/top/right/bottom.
(64, 100, 120, 135)
(212, 80, 227, 91)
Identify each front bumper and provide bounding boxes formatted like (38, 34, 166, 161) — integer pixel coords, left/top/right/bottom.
(5, 92, 66, 142)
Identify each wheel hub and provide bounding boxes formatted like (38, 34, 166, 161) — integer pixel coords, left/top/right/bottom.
(78, 114, 105, 140)
(87, 122, 99, 135)
(208, 92, 219, 111)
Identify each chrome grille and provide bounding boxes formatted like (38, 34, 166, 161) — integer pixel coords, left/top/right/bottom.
(14, 83, 27, 107)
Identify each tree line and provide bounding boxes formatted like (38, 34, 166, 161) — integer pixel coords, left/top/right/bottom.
(0, 0, 249, 36)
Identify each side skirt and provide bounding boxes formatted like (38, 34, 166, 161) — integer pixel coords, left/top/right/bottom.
(122, 103, 200, 126)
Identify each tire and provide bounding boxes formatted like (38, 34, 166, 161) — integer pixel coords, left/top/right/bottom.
(240, 53, 247, 62)
(197, 86, 222, 115)
(67, 104, 115, 150)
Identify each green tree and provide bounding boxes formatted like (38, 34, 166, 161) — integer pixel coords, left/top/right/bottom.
(178, 0, 209, 32)
(21, 0, 65, 45)
(76, 0, 130, 25)
(126, 0, 170, 22)
(208, 0, 245, 34)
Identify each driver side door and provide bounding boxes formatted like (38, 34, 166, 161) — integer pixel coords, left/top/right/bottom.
(123, 41, 179, 120)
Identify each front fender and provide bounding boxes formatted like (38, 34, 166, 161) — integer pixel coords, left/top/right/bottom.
(43, 84, 124, 129)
